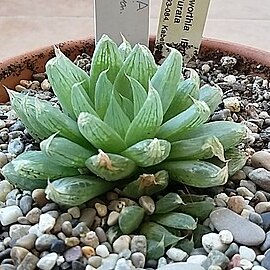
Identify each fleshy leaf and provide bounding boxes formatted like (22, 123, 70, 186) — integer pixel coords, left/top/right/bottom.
(159, 160, 229, 188)
(140, 221, 182, 247)
(169, 136, 225, 162)
(104, 91, 131, 139)
(157, 99, 210, 141)
(77, 112, 127, 153)
(155, 193, 184, 214)
(146, 237, 165, 260)
(125, 83, 163, 146)
(89, 34, 123, 100)
(128, 76, 147, 117)
(46, 47, 90, 119)
(95, 70, 113, 119)
(114, 44, 157, 100)
(151, 47, 183, 113)
(199, 84, 223, 114)
(118, 34, 132, 61)
(71, 82, 98, 118)
(151, 212, 197, 230)
(164, 78, 199, 121)
(85, 150, 137, 181)
(121, 138, 171, 167)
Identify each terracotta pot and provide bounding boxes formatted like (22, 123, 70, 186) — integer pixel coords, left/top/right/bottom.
(1, 37, 270, 103)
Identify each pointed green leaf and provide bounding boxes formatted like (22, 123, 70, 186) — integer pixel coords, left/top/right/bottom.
(71, 82, 98, 118)
(140, 221, 182, 247)
(157, 99, 210, 142)
(151, 212, 197, 230)
(118, 206, 145, 234)
(118, 34, 132, 61)
(121, 138, 171, 167)
(151, 47, 183, 113)
(146, 237, 165, 260)
(95, 70, 113, 119)
(185, 68, 200, 87)
(114, 44, 157, 100)
(77, 112, 127, 152)
(125, 83, 163, 146)
(159, 160, 229, 188)
(128, 76, 147, 117)
(89, 34, 123, 100)
(164, 78, 199, 121)
(199, 84, 223, 114)
(104, 91, 131, 139)
(46, 47, 90, 119)
(155, 193, 184, 214)
(85, 150, 137, 181)
(169, 136, 225, 162)
(115, 93, 134, 120)
(35, 98, 89, 147)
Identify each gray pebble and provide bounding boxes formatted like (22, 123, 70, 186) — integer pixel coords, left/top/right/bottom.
(202, 233, 228, 253)
(131, 252, 145, 268)
(239, 246, 256, 262)
(0, 205, 23, 226)
(19, 195, 33, 215)
(166, 247, 188, 262)
(15, 233, 37, 250)
(7, 138, 25, 155)
(35, 234, 58, 251)
(37, 252, 57, 270)
(249, 212, 263, 226)
(95, 226, 107, 243)
(249, 168, 270, 192)
(158, 262, 205, 270)
(10, 246, 29, 265)
(139, 196, 155, 215)
(210, 208, 265, 246)
(64, 246, 82, 262)
(26, 207, 41, 224)
(72, 222, 90, 237)
(118, 248, 132, 259)
(114, 258, 132, 270)
(240, 180, 257, 194)
(53, 213, 72, 233)
(9, 120, 24, 132)
(261, 232, 270, 252)
(107, 211, 120, 226)
(17, 252, 39, 270)
(41, 203, 58, 213)
(79, 208, 96, 227)
(202, 250, 230, 270)
(251, 151, 270, 171)
(187, 254, 207, 265)
(225, 242, 239, 258)
(9, 224, 31, 241)
(61, 221, 73, 236)
(38, 213, 56, 233)
(255, 202, 270, 214)
(157, 257, 167, 268)
(130, 235, 147, 256)
(88, 255, 102, 268)
(67, 206, 80, 219)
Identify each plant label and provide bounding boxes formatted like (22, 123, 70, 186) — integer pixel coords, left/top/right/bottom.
(155, 0, 211, 63)
(94, 0, 150, 46)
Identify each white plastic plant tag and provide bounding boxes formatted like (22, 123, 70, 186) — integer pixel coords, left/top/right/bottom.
(94, 0, 150, 46)
(155, 0, 211, 64)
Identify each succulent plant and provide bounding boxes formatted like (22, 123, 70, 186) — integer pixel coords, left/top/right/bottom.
(2, 34, 247, 206)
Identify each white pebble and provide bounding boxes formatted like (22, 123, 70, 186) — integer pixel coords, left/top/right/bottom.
(202, 233, 228, 253)
(96, 244, 110, 258)
(223, 97, 240, 112)
(201, 64, 211, 73)
(219, 230, 234, 244)
(28, 223, 43, 237)
(239, 246, 256, 262)
(0, 205, 22, 226)
(256, 255, 265, 262)
(37, 252, 58, 270)
(39, 213, 56, 233)
(240, 258, 253, 270)
(186, 254, 207, 265)
(166, 247, 188, 262)
(113, 235, 131, 253)
(224, 74, 237, 83)
(252, 266, 267, 270)
(231, 268, 243, 270)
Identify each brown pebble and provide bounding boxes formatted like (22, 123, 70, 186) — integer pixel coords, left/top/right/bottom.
(82, 246, 96, 258)
(17, 252, 39, 270)
(65, 237, 80, 247)
(79, 208, 96, 227)
(251, 151, 270, 171)
(31, 189, 48, 207)
(32, 73, 46, 82)
(52, 213, 72, 233)
(95, 203, 107, 217)
(227, 196, 246, 214)
(10, 246, 29, 266)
